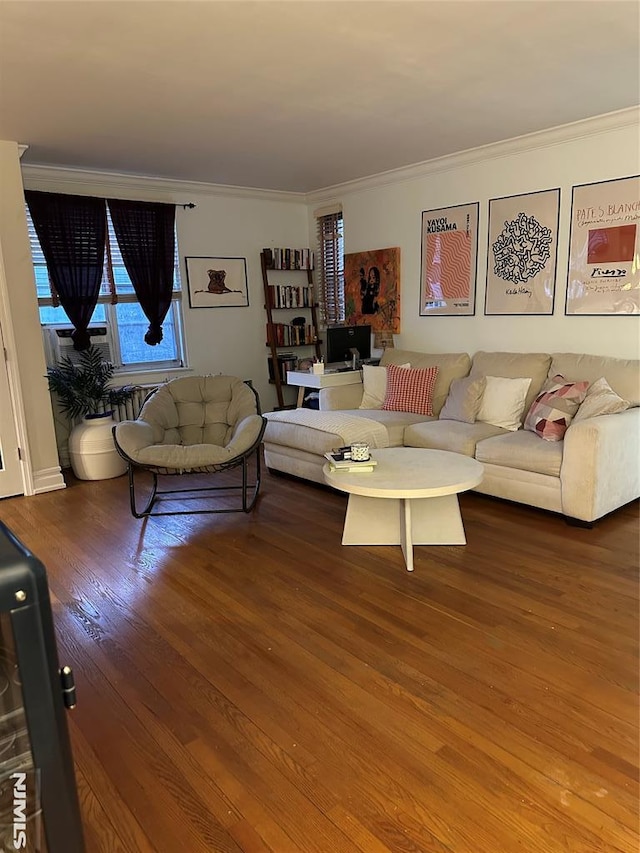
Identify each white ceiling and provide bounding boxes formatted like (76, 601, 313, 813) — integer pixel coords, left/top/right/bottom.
(1, 1, 639, 193)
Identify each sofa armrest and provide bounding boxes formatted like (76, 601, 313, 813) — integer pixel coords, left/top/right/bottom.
(319, 383, 364, 410)
(561, 408, 640, 521)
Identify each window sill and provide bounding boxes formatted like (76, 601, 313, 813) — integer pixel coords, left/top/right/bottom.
(114, 366, 193, 383)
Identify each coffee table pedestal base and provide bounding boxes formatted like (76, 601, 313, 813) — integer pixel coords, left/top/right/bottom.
(341, 494, 466, 571)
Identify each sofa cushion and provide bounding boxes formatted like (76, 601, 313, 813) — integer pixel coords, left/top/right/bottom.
(404, 420, 506, 457)
(476, 430, 563, 478)
(573, 377, 631, 422)
(264, 410, 390, 456)
(339, 409, 432, 446)
(382, 364, 439, 416)
(550, 353, 640, 407)
(470, 351, 551, 413)
(477, 376, 532, 431)
(524, 374, 589, 441)
(439, 376, 487, 424)
(380, 350, 471, 415)
(359, 363, 410, 409)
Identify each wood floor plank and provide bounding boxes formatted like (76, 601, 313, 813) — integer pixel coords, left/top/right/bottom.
(0, 469, 637, 852)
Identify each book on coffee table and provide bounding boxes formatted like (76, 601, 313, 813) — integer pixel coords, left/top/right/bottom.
(328, 463, 376, 473)
(324, 452, 377, 473)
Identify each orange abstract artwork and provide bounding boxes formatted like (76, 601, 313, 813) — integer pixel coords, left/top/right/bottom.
(425, 231, 471, 301)
(587, 225, 637, 264)
(343, 247, 400, 332)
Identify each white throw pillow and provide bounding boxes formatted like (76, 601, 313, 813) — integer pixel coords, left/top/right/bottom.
(477, 376, 532, 431)
(573, 377, 631, 422)
(359, 363, 410, 409)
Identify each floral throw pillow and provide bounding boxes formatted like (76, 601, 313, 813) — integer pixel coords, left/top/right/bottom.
(524, 374, 589, 441)
(382, 364, 439, 416)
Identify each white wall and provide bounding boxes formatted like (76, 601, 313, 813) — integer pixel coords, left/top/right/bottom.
(19, 168, 310, 412)
(307, 109, 640, 360)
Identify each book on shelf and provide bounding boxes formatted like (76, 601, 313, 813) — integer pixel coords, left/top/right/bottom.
(267, 353, 297, 383)
(267, 284, 313, 309)
(266, 322, 316, 347)
(262, 247, 315, 270)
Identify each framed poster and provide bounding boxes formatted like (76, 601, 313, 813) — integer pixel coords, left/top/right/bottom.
(343, 247, 401, 332)
(485, 188, 560, 315)
(419, 202, 479, 316)
(185, 256, 249, 308)
(565, 176, 640, 315)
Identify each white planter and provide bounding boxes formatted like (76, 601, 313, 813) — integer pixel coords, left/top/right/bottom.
(68, 413, 127, 480)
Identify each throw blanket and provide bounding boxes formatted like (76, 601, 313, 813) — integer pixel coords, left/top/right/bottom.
(265, 409, 389, 448)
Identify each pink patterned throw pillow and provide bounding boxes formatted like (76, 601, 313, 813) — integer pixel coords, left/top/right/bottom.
(524, 374, 589, 441)
(382, 364, 439, 416)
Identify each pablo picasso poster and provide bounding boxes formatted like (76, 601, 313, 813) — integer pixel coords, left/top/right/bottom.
(420, 202, 478, 316)
(565, 176, 640, 315)
(485, 189, 560, 315)
(343, 247, 401, 332)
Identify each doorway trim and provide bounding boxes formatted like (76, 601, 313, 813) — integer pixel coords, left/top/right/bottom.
(0, 240, 34, 496)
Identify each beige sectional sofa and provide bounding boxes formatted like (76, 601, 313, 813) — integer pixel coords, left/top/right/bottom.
(263, 348, 640, 523)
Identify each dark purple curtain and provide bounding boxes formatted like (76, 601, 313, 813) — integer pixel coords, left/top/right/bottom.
(107, 199, 176, 345)
(25, 191, 106, 350)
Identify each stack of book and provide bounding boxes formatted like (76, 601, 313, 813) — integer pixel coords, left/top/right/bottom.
(324, 451, 377, 474)
(262, 248, 315, 270)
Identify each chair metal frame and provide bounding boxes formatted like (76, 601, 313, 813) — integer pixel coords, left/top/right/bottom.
(113, 381, 267, 518)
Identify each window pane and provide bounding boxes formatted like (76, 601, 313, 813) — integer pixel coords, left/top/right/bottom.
(34, 266, 51, 299)
(115, 302, 178, 364)
(40, 304, 106, 325)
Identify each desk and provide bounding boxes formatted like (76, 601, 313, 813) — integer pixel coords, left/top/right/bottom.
(285, 370, 362, 407)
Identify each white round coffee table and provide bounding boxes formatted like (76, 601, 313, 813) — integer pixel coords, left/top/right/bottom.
(323, 447, 484, 572)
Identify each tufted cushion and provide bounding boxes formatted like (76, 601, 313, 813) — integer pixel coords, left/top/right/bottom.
(382, 364, 439, 416)
(139, 375, 257, 448)
(115, 375, 264, 469)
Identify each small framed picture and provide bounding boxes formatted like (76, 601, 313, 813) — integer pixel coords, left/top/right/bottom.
(185, 256, 249, 308)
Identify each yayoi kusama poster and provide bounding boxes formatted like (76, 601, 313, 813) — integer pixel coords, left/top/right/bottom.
(420, 202, 479, 316)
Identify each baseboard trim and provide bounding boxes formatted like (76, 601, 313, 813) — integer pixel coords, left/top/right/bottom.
(33, 467, 66, 494)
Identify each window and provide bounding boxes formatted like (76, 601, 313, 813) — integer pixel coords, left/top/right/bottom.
(27, 206, 185, 371)
(316, 209, 344, 325)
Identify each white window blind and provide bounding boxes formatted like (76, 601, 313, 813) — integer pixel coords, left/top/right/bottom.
(27, 206, 181, 304)
(317, 211, 344, 325)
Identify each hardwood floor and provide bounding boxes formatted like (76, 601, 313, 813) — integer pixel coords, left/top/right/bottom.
(1, 465, 638, 853)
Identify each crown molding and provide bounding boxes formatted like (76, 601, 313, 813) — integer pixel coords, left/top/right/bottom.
(305, 106, 640, 204)
(20, 164, 306, 204)
(18, 106, 639, 205)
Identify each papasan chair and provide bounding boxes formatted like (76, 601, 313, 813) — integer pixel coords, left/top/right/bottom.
(113, 375, 267, 517)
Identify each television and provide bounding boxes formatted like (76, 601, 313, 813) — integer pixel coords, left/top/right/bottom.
(325, 324, 372, 366)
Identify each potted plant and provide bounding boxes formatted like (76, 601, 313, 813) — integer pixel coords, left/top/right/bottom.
(46, 345, 139, 480)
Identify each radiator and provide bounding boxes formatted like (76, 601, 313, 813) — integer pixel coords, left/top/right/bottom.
(100, 384, 159, 422)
